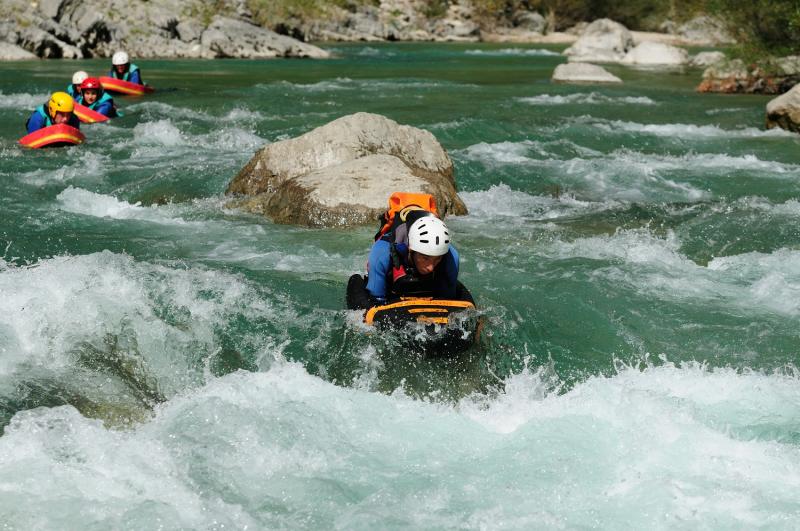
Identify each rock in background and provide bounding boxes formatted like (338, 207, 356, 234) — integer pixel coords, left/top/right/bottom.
(621, 41, 688, 66)
(563, 19, 634, 63)
(766, 83, 800, 133)
(0, 0, 328, 59)
(552, 62, 621, 83)
(226, 112, 467, 227)
(697, 56, 800, 94)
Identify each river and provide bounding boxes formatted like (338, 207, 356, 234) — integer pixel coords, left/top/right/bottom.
(1, 43, 800, 528)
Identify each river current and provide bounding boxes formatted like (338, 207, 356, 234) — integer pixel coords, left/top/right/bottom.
(1, 43, 800, 528)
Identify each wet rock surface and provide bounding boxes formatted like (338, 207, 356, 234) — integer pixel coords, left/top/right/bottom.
(227, 112, 467, 227)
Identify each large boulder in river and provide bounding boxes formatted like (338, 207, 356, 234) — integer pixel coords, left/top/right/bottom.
(552, 62, 622, 84)
(226, 113, 467, 227)
(621, 42, 688, 66)
(563, 19, 634, 63)
(766, 84, 800, 133)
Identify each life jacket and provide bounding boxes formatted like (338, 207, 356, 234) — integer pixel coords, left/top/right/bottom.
(112, 63, 140, 82)
(387, 242, 439, 300)
(374, 192, 439, 242)
(79, 91, 115, 112)
(33, 105, 53, 127)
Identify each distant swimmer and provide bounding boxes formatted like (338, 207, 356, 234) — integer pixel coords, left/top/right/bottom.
(108, 51, 143, 85)
(25, 92, 81, 134)
(76, 77, 118, 118)
(67, 70, 88, 98)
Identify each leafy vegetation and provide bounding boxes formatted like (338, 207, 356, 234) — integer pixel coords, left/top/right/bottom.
(709, 0, 800, 57)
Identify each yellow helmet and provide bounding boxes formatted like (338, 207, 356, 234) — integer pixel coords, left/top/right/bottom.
(48, 91, 74, 117)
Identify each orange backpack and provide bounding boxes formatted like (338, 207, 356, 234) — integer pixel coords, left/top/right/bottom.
(374, 192, 439, 241)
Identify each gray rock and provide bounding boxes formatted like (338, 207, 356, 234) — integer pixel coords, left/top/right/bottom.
(0, 21, 20, 43)
(690, 51, 725, 68)
(347, 10, 387, 39)
(176, 20, 204, 43)
(0, 42, 38, 60)
(17, 26, 83, 58)
(677, 16, 735, 45)
(431, 4, 479, 42)
(552, 62, 622, 83)
(64, 5, 103, 34)
(565, 22, 589, 36)
(766, 83, 800, 133)
(241, 154, 432, 227)
(702, 58, 748, 80)
(431, 18, 480, 41)
(38, 17, 81, 45)
(513, 11, 547, 34)
(564, 18, 634, 63)
(227, 112, 467, 227)
(201, 16, 329, 59)
(776, 56, 800, 76)
(38, 0, 67, 20)
(621, 42, 688, 66)
(659, 20, 677, 34)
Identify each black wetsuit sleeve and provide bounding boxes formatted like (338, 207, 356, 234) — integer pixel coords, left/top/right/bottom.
(347, 274, 380, 310)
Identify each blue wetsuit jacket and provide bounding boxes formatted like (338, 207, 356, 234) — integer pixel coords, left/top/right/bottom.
(366, 239, 459, 303)
(26, 105, 81, 134)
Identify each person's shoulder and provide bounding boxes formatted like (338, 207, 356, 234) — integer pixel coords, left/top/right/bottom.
(371, 238, 391, 252)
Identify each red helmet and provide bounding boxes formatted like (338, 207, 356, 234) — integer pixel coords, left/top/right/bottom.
(80, 77, 103, 91)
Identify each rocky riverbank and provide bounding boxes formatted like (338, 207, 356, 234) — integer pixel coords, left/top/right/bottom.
(0, 0, 329, 60)
(1, 0, 735, 61)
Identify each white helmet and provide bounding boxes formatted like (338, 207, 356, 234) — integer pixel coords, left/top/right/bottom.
(112, 51, 129, 65)
(72, 70, 88, 84)
(408, 216, 450, 257)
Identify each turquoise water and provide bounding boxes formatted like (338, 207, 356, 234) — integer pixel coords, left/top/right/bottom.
(2, 43, 800, 528)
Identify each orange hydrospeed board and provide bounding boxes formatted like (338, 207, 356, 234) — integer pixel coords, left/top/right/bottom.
(73, 102, 109, 123)
(19, 124, 85, 149)
(99, 76, 154, 96)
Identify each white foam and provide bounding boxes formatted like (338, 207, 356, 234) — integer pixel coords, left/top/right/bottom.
(459, 140, 798, 201)
(55, 186, 183, 224)
(199, 127, 264, 151)
(0, 252, 286, 386)
(2, 362, 799, 527)
(279, 78, 354, 92)
(355, 47, 395, 57)
(124, 101, 211, 122)
(221, 107, 264, 123)
(552, 227, 688, 266)
(465, 48, 560, 56)
(705, 107, 750, 115)
(461, 184, 613, 221)
(0, 92, 49, 109)
(549, 229, 800, 316)
(459, 142, 715, 201)
(132, 119, 186, 146)
(707, 249, 800, 315)
(519, 92, 657, 105)
(17, 152, 110, 186)
(588, 118, 797, 138)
